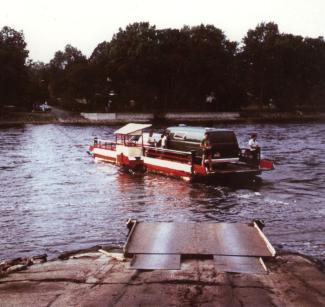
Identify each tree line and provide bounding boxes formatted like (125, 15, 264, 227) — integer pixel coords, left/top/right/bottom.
(1, 22, 325, 113)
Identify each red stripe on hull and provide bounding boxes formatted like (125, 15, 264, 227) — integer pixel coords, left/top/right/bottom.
(145, 163, 191, 178)
(94, 152, 144, 169)
(93, 153, 116, 162)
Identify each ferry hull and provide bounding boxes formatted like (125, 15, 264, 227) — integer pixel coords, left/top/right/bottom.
(88, 146, 264, 182)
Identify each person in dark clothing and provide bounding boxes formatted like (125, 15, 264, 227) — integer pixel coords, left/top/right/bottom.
(201, 132, 212, 171)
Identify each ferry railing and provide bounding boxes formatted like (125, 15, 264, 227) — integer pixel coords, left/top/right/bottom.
(115, 141, 144, 147)
(94, 139, 116, 151)
(144, 146, 193, 164)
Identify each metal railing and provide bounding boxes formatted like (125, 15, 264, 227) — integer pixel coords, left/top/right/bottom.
(144, 146, 193, 163)
(94, 139, 116, 151)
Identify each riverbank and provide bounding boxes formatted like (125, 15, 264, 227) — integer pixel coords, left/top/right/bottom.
(0, 247, 324, 306)
(1, 110, 325, 126)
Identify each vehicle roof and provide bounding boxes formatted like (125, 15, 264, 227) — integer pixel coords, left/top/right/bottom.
(166, 126, 234, 134)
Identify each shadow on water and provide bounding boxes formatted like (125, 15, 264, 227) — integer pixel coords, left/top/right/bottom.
(191, 175, 264, 191)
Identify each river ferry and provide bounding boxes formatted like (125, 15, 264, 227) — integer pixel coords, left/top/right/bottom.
(88, 123, 274, 181)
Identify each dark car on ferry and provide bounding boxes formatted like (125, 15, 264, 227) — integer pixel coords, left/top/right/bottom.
(165, 126, 240, 159)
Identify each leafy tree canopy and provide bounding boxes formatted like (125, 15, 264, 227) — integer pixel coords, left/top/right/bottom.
(2, 22, 325, 113)
(0, 26, 29, 108)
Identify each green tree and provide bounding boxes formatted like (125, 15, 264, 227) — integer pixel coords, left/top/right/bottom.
(240, 22, 325, 110)
(48, 44, 89, 104)
(26, 60, 50, 106)
(107, 22, 159, 111)
(104, 23, 238, 111)
(240, 22, 280, 107)
(0, 26, 29, 109)
(179, 25, 237, 110)
(89, 41, 115, 110)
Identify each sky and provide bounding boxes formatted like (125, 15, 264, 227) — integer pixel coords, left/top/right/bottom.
(1, 0, 325, 63)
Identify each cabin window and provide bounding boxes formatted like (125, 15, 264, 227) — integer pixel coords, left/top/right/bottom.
(129, 135, 140, 142)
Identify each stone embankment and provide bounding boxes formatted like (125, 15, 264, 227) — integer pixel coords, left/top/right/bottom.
(80, 111, 325, 124)
(0, 248, 324, 306)
(79, 112, 241, 123)
(1, 108, 325, 125)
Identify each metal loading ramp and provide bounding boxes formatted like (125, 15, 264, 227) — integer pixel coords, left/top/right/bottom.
(124, 221, 275, 274)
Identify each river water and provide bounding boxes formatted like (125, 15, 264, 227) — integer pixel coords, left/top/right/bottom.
(0, 123, 324, 261)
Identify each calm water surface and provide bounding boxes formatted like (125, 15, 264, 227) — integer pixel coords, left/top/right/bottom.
(0, 123, 324, 261)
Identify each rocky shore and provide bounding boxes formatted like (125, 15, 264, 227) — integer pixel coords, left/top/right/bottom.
(0, 247, 324, 306)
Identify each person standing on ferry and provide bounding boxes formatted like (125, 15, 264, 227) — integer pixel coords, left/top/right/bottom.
(248, 133, 260, 162)
(201, 132, 212, 172)
(148, 130, 156, 147)
(160, 132, 168, 149)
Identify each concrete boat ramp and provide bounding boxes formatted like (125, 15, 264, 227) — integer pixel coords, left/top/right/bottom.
(0, 221, 324, 306)
(125, 220, 274, 273)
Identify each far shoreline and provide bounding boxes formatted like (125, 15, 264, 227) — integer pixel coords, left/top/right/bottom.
(1, 111, 325, 126)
